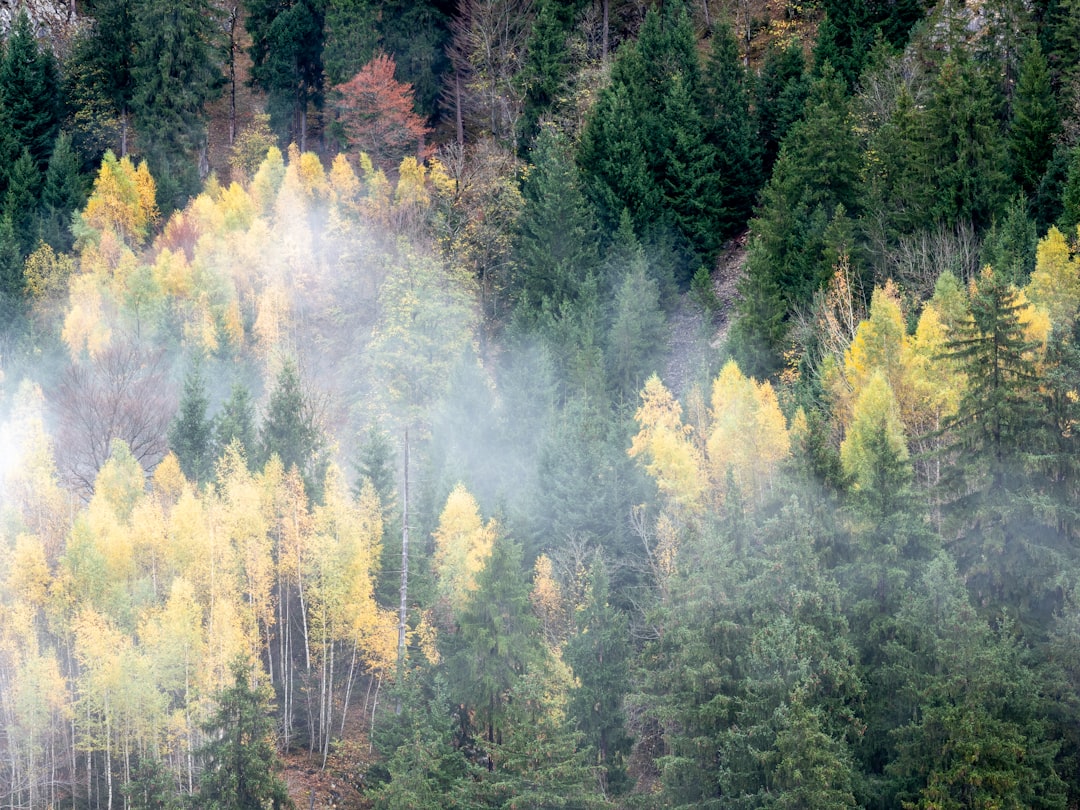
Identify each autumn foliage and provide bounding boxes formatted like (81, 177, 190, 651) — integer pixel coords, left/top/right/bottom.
(332, 53, 431, 170)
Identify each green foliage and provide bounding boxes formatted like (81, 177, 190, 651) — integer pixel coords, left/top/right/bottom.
(259, 359, 324, 492)
(1009, 39, 1058, 195)
(198, 660, 293, 810)
(0, 10, 62, 185)
(607, 251, 667, 400)
(41, 132, 89, 252)
(168, 363, 214, 484)
(514, 125, 600, 315)
(131, 0, 224, 212)
(517, 0, 573, 151)
(245, 0, 326, 145)
(3, 148, 41, 258)
(753, 42, 809, 176)
(215, 382, 258, 465)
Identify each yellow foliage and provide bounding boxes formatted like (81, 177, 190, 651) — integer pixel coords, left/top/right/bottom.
(629, 375, 705, 511)
(840, 372, 909, 491)
(218, 182, 257, 232)
(297, 149, 329, 200)
(395, 156, 430, 209)
(153, 453, 188, 502)
(433, 483, 497, 612)
(836, 282, 907, 428)
(8, 534, 51, 609)
(706, 360, 790, 506)
(153, 248, 193, 298)
(23, 243, 75, 303)
(530, 554, 567, 649)
(1027, 226, 1080, 331)
(250, 146, 286, 214)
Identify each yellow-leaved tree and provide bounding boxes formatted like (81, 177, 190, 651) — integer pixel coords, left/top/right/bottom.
(433, 483, 497, 618)
(628, 374, 705, 513)
(706, 359, 790, 506)
(1027, 225, 1080, 331)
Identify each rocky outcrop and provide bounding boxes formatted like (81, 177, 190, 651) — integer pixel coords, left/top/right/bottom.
(0, 0, 81, 52)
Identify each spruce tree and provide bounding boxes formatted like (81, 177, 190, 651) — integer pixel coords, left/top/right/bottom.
(1009, 39, 1059, 195)
(259, 360, 323, 490)
(754, 42, 809, 175)
(168, 363, 214, 485)
(131, 0, 224, 211)
(198, 660, 293, 810)
(245, 0, 325, 147)
(3, 148, 41, 257)
(0, 10, 62, 185)
(700, 21, 760, 228)
(215, 382, 258, 465)
(517, 0, 572, 151)
(515, 125, 600, 316)
(41, 132, 88, 253)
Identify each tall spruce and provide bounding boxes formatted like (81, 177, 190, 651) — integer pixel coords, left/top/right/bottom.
(168, 363, 215, 485)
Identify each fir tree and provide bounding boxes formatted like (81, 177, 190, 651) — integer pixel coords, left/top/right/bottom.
(215, 382, 258, 465)
(3, 148, 41, 257)
(517, 0, 572, 151)
(41, 132, 88, 253)
(259, 359, 323, 491)
(131, 0, 224, 211)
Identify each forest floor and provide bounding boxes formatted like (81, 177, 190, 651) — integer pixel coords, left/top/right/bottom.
(663, 231, 748, 395)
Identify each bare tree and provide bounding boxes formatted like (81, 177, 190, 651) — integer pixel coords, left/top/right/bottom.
(53, 342, 176, 494)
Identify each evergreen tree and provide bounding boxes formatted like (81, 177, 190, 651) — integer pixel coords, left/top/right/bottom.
(1009, 39, 1059, 195)
(0, 10, 62, 186)
(517, 0, 572, 150)
(445, 534, 541, 748)
(812, 0, 875, 91)
(700, 21, 760, 227)
(925, 55, 1010, 230)
(733, 67, 861, 373)
(198, 660, 293, 810)
(754, 42, 809, 175)
(124, 758, 185, 810)
(259, 359, 323, 488)
(245, 0, 326, 148)
(514, 125, 600, 315)
(3, 148, 41, 257)
(168, 363, 214, 485)
(70, 0, 138, 157)
(215, 382, 258, 465)
(565, 558, 632, 794)
(607, 251, 667, 401)
(41, 132, 88, 253)
(0, 215, 23, 308)
(131, 0, 224, 211)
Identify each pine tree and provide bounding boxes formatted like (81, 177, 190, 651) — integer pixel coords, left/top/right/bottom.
(70, 0, 138, 157)
(41, 132, 88, 253)
(197, 660, 293, 810)
(754, 42, 809, 176)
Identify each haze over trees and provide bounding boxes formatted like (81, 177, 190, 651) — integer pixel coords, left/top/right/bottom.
(3, 0, 1080, 808)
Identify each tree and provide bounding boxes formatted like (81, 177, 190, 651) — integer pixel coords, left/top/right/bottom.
(840, 371, 913, 517)
(514, 125, 600, 316)
(131, 0, 224, 211)
(432, 484, 497, 617)
(245, 0, 325, 149)
(516, 0, 572, 150)
(168, 363, 215, 485)
(2, 148, 39, 258)
(259, 358, 324, 490)
(332, 53, 431, 170)
(55, 342, 176, 493)
(215, 382, 258, 464)
(0, 10, 62, 186)
(607, 251, 668, 401)
(925, 55, 1010, 230)
(1009, 39, 1058, 195)
(41, 132, 89, 252)
(197, 659, 293, 810)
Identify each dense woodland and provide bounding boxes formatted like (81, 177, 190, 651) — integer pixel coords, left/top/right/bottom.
(2, 0, 1080, 807)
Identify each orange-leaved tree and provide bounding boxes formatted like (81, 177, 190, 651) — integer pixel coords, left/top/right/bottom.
(332, 53, 431, 170)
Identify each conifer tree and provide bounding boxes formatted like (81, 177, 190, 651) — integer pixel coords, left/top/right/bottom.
(259, 359, 323, 489)
(245, 0, 325, 148)
(41, 132, 88, 253)
(198, 660, 293, 810)
(515, 125, 600, 315)
(517, 0, 572, 150)
(0, 10, 62, 186)
(168, 363, 214, 485)
(1009, 40, 1058, 195)
(215, 382, 258, 465)
(131, 0, 224, 211)
(3, 148, 41, 257)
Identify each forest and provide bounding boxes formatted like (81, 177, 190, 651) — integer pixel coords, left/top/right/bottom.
(2, 0, 1080, 806)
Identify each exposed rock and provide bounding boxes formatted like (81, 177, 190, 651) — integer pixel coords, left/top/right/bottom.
(1, 0, 82, 54)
